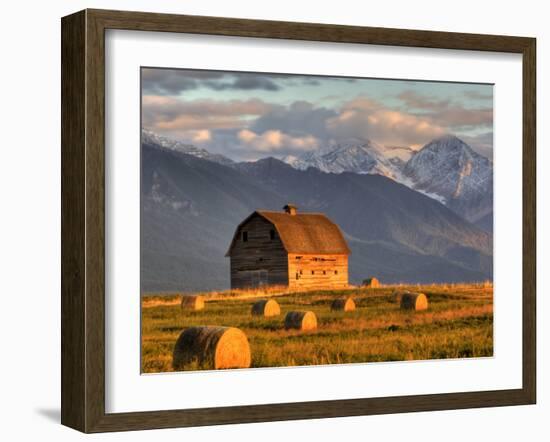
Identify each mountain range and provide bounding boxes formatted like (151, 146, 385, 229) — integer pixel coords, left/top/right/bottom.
(142, 128, 235, 166)
(281, 139, 413, 182)
(281, 135, 493, 230)
(141, 130, 493, 292)
(403, 135, 493, 227)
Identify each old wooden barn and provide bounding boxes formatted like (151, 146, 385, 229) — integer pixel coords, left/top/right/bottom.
(226, 204, 350, 290)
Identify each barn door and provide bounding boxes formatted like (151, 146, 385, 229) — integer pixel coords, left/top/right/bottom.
(253, 270, 268, 287)
(238, 269, 269, 287)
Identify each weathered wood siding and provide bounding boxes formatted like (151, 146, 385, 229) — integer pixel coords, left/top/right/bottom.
(288, 253, 348, 290)
(229, 215, 288, 289)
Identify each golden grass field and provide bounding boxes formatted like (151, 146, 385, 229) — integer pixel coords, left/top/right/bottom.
(141, 283, 493, 373)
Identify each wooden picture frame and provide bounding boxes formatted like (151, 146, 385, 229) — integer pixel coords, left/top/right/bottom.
(61, 8, 536, 433)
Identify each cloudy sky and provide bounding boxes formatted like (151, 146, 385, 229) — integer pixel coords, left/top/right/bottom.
(142, 67, 493, 161)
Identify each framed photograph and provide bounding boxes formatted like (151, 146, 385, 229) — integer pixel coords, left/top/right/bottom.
(61, 9, 536, 433)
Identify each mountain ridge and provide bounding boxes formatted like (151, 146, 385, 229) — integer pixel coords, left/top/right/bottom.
(279, 133, 492, 228)
(142, 128, 235, 166)
(403, 135, 493, 225)
(281, 139, 410, 182)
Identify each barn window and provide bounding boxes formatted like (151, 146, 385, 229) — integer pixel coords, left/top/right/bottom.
(299, 270, 303, 275)
(335, 270, 338, 275)
(242, 231, 248, 242)
(311, 270, 315, 275)
(270, 229, 275, 240)
(323, 270, 326, 275)
(296, 273, 299, 280)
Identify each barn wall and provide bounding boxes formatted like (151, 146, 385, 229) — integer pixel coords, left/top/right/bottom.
(288, 254, 348, 290)
(229, 215, 288, 289)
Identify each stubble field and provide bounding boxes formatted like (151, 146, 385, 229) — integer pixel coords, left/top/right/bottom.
(141, 283, 493, 373)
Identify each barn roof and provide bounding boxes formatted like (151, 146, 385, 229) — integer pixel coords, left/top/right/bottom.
(226, 209, 351, 256)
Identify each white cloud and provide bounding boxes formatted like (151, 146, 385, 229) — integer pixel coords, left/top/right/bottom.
(190, 130, 211, 143)
(237, 129, 318, 152)
(326, 97, 446, 149)
(143, 93, 492, 160)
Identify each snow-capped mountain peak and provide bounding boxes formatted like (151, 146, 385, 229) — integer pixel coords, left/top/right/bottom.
(281, 139, 408, 181)
(281, 134, 492, 227)
(403, 135, 493, 223)
(141, 128, 234, 166)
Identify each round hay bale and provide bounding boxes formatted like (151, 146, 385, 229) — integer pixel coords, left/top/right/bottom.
(284, 311, 317, 331)
(400, 292, 428, 311)
(362, 277, 380, 288)
(392, 290, 412, 304)
(251, 299, 281, 317)
(331, 297, 356, 312)
(172, 326, 251, 370)
(181, 295, 205, 311)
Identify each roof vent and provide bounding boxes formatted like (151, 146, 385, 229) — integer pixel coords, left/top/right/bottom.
(283, 204, 297, 216)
